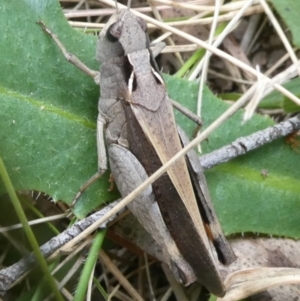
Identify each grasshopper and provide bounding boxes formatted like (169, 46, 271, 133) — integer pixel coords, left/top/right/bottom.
(39, 3, 235, 297)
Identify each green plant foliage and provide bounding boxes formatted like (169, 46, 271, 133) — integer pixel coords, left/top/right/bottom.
(1, 0, 300, 239)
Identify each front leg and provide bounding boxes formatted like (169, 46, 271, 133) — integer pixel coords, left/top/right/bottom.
(38, 21, 100, 84)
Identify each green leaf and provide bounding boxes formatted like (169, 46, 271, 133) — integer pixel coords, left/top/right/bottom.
(1, 0, 300, 239)
(269, 0, 300, 47)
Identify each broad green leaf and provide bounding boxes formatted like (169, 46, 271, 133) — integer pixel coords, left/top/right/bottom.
(269, 0, 300, 47)
(1, 0, 300, 239)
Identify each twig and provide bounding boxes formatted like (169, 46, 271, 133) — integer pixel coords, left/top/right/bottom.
(0, 200, 124, 293)
(200, 114, 300, 169)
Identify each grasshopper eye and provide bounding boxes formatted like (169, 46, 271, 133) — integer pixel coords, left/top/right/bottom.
(106, 24, 120, 42)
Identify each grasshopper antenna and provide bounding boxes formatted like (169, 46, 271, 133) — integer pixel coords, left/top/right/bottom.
(127, 0, 132, 10)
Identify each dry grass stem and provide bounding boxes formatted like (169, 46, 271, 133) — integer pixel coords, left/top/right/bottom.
(196, 0, 221, 152)
(160, 44, 198, 53)
(223, 59, 248, 92)
(151, 31, 172, 44)
(189, 0, 255, 80)
(67, 5, 263, 29)
(161, 263, 189, 301)
(244, 66, 266, 120)
(245, 16, 268, 54)
(240, 14, 262, 52)
(260, 61, 300, 100)
(99, 251, 144, 301)
(107, 284, 121, 301)
(51, 238, 92, 274)
(56, 255, 83, 290)
(153, 0, 260, 13)
(143, 253, 156, 300)
(165, 5, 263, 26)
(219, 268, 300, 301)
(208, 69, 255, 85)
(64, 6, 170, 18)
(160, 286, 173, 301)
(0, 213, 67, 233)
(197, 0, 221, 119)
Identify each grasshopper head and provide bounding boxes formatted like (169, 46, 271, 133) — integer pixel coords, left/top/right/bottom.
(108, 9, 149, 55)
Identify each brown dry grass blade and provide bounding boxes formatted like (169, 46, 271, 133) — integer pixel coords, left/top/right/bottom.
(218, 267, 300, 301)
